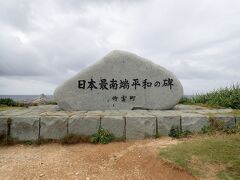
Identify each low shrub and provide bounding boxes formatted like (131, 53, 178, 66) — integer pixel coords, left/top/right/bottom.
(168, 125, 181, 138)
(179, 97, 192, 104)
(168, 125, 192, 138)
(201, 125, 213, 134)
(0, 98, 29, 107)
(224, 122, 240, 134)
(209, 117, 225, 131)
(0, 98, 17, 106)
(45, 101, 57, 105)
(90, 128, 114, 144)
(179, 83, 240, 109)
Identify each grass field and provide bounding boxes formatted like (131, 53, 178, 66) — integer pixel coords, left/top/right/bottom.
(159, 134, 240, 179)
(0, 105, 22, 111)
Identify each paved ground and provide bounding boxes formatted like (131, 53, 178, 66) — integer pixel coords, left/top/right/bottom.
(0, 104, 234, 117)
(0, 138, 195, 180)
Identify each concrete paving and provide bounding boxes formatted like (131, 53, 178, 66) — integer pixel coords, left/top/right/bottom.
(0, 104, 238, 141)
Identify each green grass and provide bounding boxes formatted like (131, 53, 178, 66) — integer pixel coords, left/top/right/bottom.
(159, 134, 240, 179)
(228, 110, 240, 116)
(0, 98, 29, 108)
(180, 84, 240, 109)
(90, 128, 115, 144)
(0, 105, 23, 111)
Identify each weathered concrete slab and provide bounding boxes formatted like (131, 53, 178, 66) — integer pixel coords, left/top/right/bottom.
(85, 111, 104, 116)
(181, 113, 209, 132)
(148, 110, 182, 116)
(40, 116, 68, 139)
(101, 116, 125, 138)
(40, 111, 69, 116)
(126, 114, 156, 140)
(0, 105, 238, 141)
(11, 116, 39, 141)
(68, 115, 100, 136)
(157, 115, 181, 136)
(0, 116, 8, 136)
(103, 110, 122, 116)
(211, 115, 235, 128)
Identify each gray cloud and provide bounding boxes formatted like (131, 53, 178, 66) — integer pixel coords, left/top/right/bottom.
(0, 0, 31, 31)
(0, 0, 239, 95)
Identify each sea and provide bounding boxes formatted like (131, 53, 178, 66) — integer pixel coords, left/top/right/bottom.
(0, 95, 54, 101)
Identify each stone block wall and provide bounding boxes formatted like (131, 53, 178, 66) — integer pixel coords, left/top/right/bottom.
(0, 112, 239, 142)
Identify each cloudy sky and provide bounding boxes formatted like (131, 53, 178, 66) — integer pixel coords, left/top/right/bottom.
(0, 0, 240, 95)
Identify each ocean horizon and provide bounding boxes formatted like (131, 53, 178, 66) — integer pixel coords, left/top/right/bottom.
(0, 95, 54, 101)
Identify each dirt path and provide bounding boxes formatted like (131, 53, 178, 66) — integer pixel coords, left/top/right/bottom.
(0, 138, 195, 180)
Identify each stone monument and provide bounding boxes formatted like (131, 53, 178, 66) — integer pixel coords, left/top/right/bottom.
(54, 50, 183, 110)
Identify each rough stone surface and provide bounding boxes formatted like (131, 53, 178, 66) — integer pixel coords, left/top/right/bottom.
(236, 116, 240, 126)
(101, 116, 125, 138)
(211, 115, 235, 128)
(11, 116, 39, 141)
(54, 50, 183, 110)
(157, 116, 180, 136)
(181, 113, 209, 132)
(40, 116, 68, 139)
(126, 114, 156, 140)
(0, 116, 8, 136)
(0, 105, 238, 141)
(68, 115, 100, 136)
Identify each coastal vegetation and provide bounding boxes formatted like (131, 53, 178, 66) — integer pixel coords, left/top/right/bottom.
(180, 84, 240, 109)
(160, 133, 240, 179)
(0, 98, 17, 106)
(0, 98, 56, 109)
(0, 98, 28, 108)
(90, 128, 115, 144)
(160, 119, 240, 179)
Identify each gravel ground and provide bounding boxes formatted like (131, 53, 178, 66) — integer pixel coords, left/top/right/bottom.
(0, 137, 195, 180)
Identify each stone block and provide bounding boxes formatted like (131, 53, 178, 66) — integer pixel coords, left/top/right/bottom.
(40, 116, 68, 139)
(157, 115, 180, 136)
(68, 115, 100, 136)
(101, 116, 125, 138)
(181, 113, 209, 132)
(126, 115, 156, 140)
(211, 115, 235, 128)
(236, 116, 240, 127)
(0, 116, 8, 136)
(11, 116, 39, 141)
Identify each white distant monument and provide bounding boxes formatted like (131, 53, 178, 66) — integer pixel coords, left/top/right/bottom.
(54, 50, 183, 110)
(32, 93, 48, 104)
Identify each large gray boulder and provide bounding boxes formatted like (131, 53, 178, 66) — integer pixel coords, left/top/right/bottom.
(54, 50, 183, 110)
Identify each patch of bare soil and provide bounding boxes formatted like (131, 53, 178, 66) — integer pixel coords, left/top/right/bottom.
(0, 137, 196, 180)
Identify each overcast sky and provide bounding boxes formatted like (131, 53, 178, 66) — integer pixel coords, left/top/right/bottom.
(0, 0, 240, 95)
